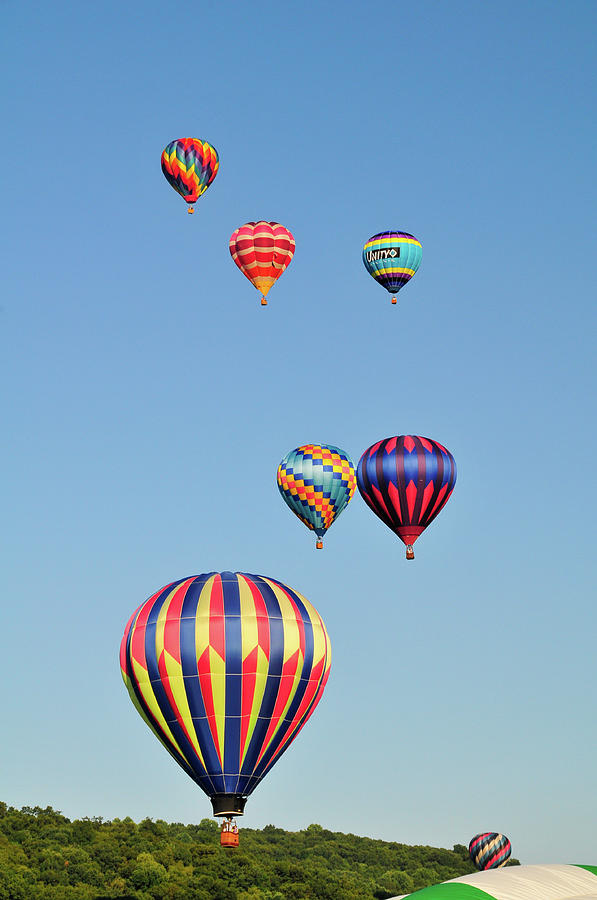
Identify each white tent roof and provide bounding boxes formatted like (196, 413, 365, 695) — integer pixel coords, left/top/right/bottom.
(391, 864, 597, 899)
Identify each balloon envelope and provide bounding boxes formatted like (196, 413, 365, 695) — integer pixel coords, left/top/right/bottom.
(120, 572, 331, 815)
(229, 221, 295, 304)
(362, 231, 422, 303)
(277, 444, 357, 548)
(468, 833, 511, 870)
(357, 435, 456, 558)
(161, 138, 219, 209)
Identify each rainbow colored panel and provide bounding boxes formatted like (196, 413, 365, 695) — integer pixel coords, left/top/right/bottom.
(120, 572, 331, 801)
(362, 231, 422, 300)
(277, 444, 357, 545)
(161, 137, 219, 205)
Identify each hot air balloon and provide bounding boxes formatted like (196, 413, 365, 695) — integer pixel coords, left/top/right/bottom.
(161, 138, 219, 213)
(362, 231, 422, 304)
(357, 435, 456, 559)
(277, 444, 357, 549)
(468, 833, 512, 870)
(120, 572, 331, 847)
(229, 221, 295, 305)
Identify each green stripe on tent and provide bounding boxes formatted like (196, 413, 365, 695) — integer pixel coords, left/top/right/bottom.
(576, 865, 597, 877)
(401, 885, 493, 898)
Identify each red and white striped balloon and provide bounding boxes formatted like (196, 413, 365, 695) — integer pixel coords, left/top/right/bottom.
(229, 221, 295, 305)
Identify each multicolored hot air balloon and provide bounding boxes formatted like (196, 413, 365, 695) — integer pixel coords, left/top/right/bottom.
(161, 138, 219, 213)
(357, 435, 456, 559)
(277, 444, 357, 549)
(229, 221, 295, 305)
(120, 572, 331, 845)
(362, 231, 422, 304)
(468, 833, 512, 871)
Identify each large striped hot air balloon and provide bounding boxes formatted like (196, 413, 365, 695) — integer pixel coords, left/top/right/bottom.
(277, 444, 357, 549)
(161, 138, 219, 213)
(120, 572, 331, 844)
(357, 435, 456, 559)
(229, 221, 295, 305)
(362, 231, 422, 304)
(468, 833, 512, 871)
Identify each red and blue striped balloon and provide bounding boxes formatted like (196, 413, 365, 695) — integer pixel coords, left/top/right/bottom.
(357, 435, 456, 559)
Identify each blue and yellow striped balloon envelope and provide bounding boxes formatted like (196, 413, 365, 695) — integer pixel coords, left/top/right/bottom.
(120, 572, 331, 818)
(363, 231, 422, 304)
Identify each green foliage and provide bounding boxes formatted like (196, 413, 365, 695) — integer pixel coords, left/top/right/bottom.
(0, 801, 491, 899)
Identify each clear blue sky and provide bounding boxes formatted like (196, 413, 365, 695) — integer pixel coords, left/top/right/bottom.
(2, 0, 596, 866)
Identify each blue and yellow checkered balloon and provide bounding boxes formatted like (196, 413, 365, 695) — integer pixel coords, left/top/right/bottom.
(277, 444, 357, 549)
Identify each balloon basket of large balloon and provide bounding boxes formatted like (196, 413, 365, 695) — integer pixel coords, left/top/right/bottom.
(220, 820, 239, 849)
(391, 296, 397, 304)
(187, 206, 195, 215)
(406, 545, 415, 560)
(261, 296, 268, 306)
(316, 540, 323, 550)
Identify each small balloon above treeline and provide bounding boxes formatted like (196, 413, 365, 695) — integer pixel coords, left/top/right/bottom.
(469, 833, 512, 870)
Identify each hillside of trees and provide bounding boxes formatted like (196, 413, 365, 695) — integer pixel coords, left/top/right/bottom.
(0, 802, 518, 899)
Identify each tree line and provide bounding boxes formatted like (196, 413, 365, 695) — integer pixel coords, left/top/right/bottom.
(0, 802, 518, 899)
